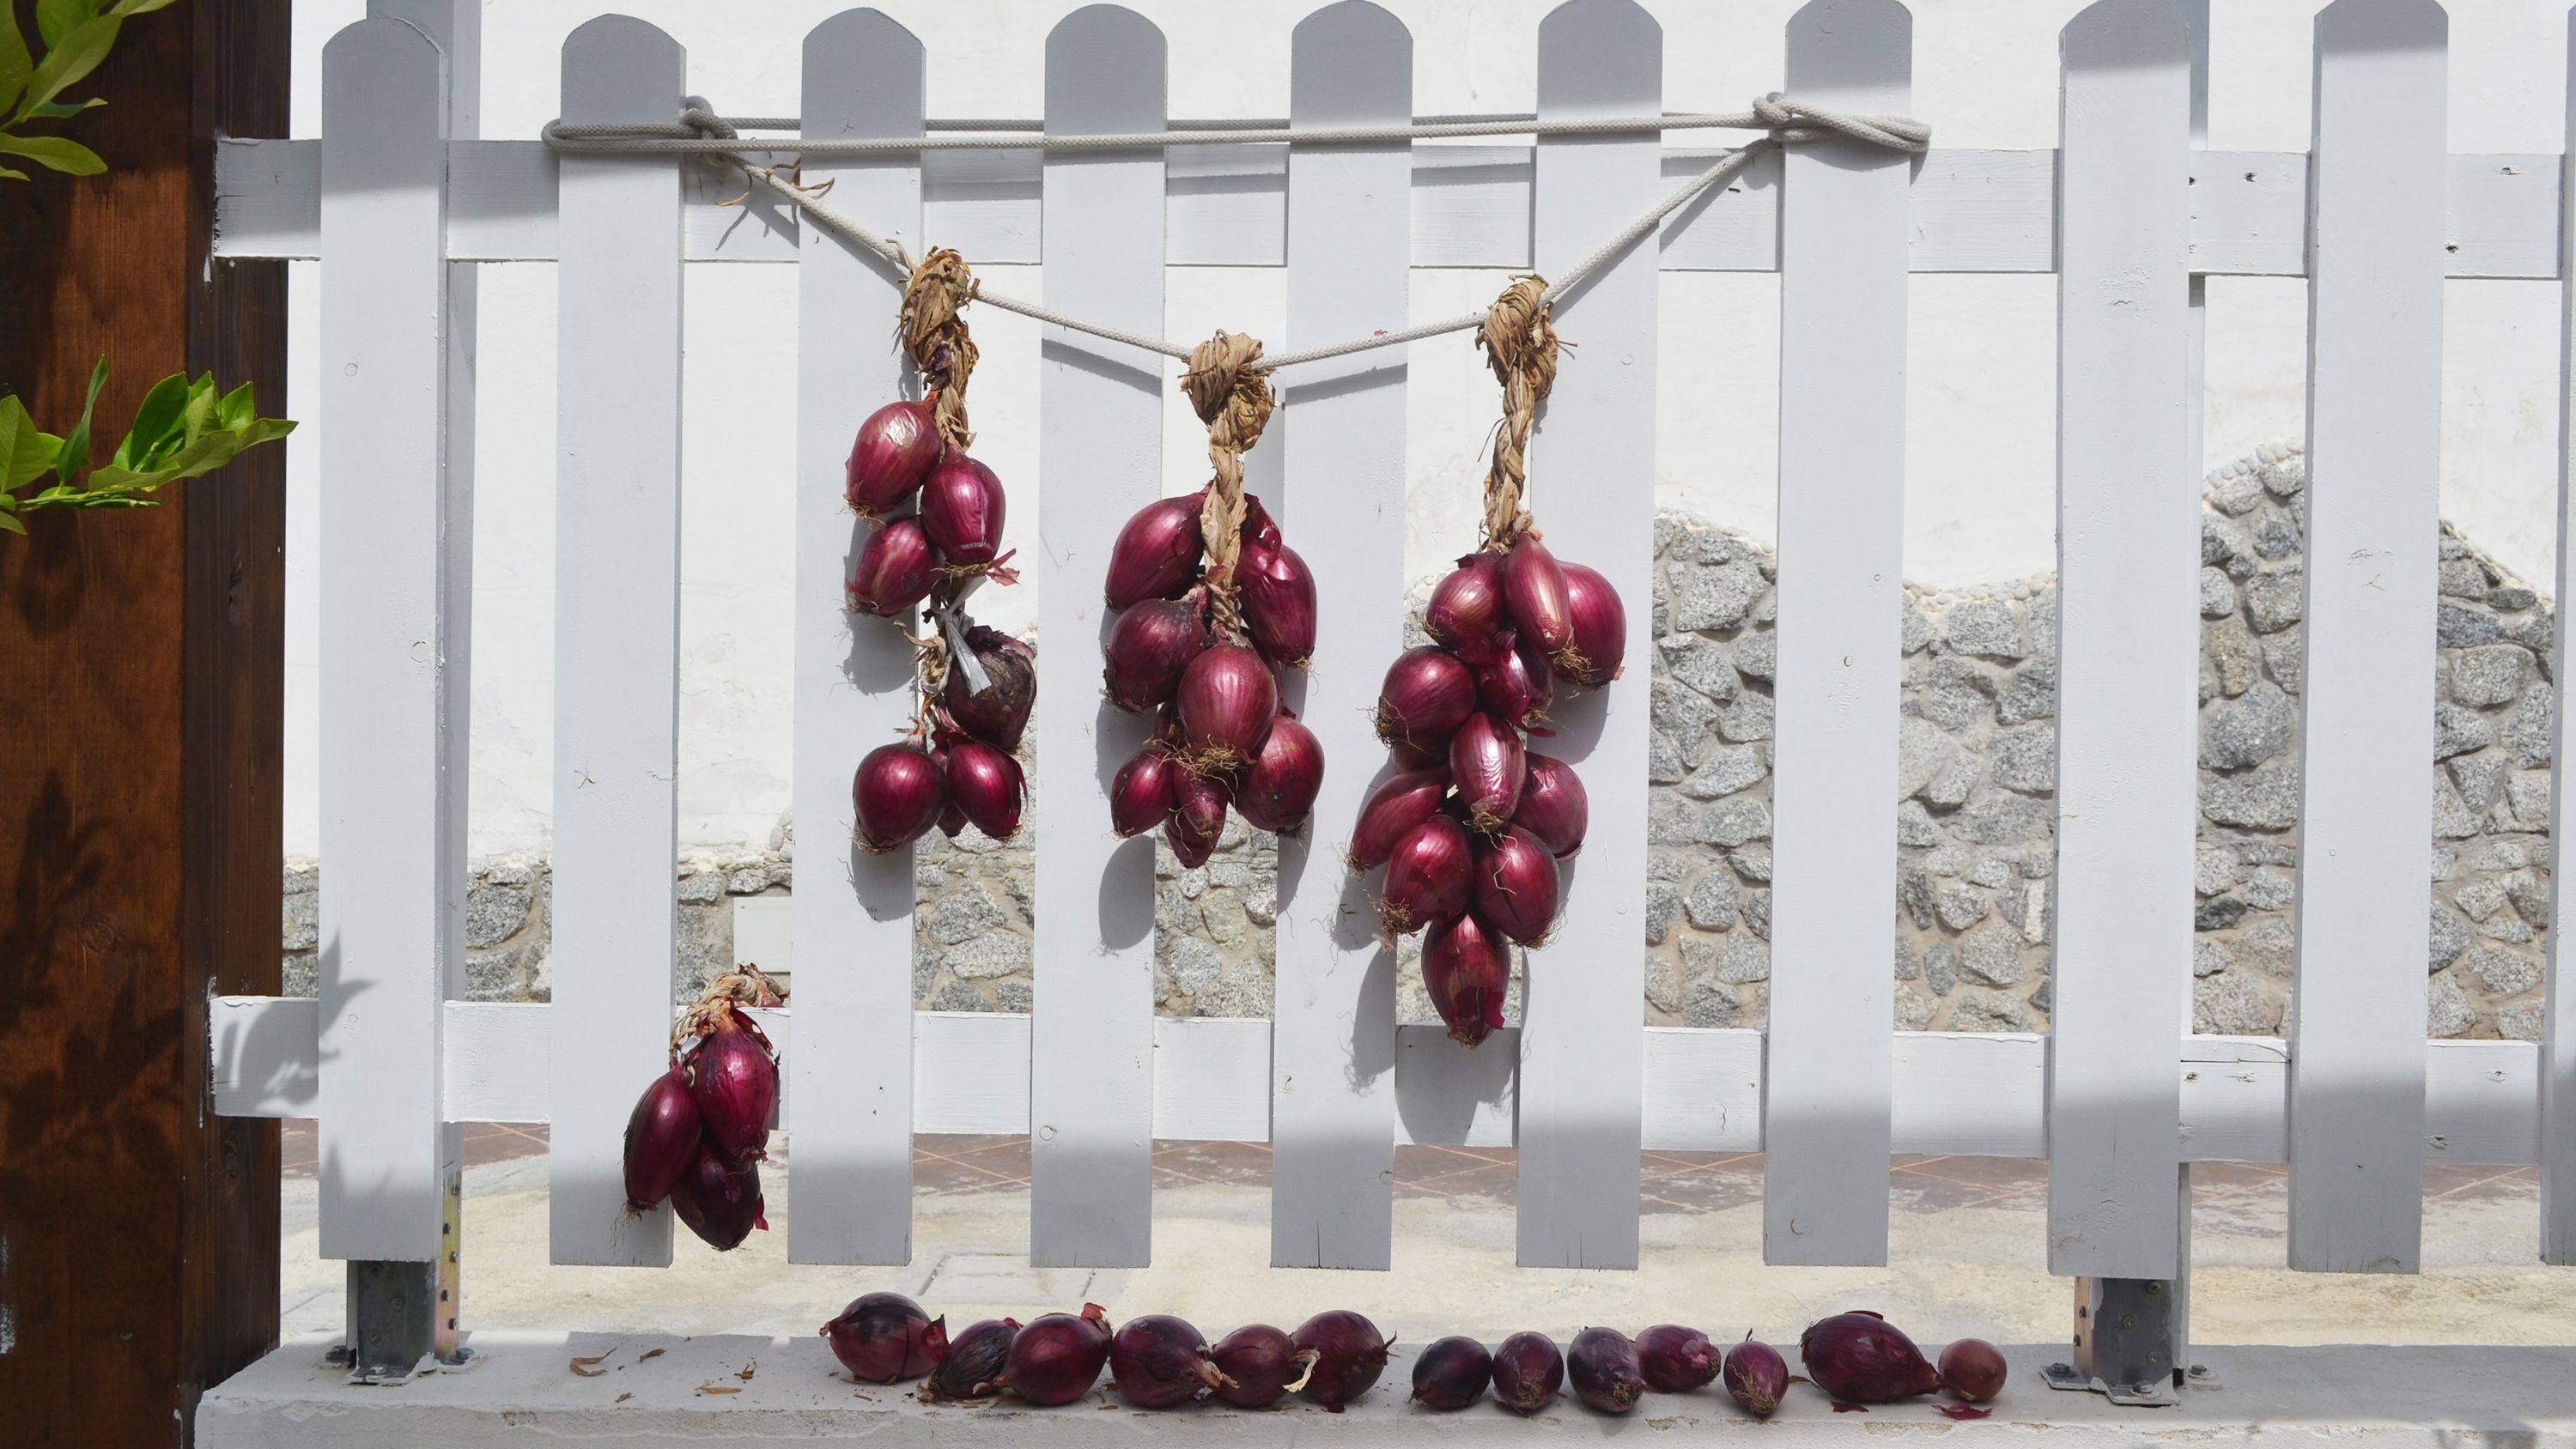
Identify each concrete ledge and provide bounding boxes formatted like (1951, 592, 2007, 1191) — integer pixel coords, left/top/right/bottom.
(199, 1331, 2576, 1447)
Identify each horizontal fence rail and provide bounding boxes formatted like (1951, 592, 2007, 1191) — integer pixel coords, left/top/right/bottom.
(220, 0, 2576, 1296)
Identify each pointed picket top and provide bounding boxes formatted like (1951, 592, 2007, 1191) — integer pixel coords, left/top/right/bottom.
(1291, 0, 1408, 120)
(1537, 0, 1661, 114)
(561, 14, 684, 122)
(805, 9, 923, 143)
(2315, 0, 2447, 50)
(2063, 0, 2186, 64)
(1048, 3, 1168, 121)
(1787, 0, 1911, 91)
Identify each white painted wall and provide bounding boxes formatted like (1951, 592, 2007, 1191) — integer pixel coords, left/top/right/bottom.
(280, 0, 2576, 858)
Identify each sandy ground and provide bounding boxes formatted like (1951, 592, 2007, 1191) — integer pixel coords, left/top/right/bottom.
(279, 1152, 2576, 1350)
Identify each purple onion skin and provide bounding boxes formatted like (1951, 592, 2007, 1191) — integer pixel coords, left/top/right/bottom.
(1110, 1315, 1225, 1409)
(945, 739, 1024, 840)
(1177, 644, 1280, 769)
(1422, 911, 1510, 1048)
(1723, 1339, 1789, 1417)
(1346, 768, 1450, 872)
(1211, 1325, 1313, 1408)
(1105, 495, 1206, 609)
(1103, 597, 1208, 714)
(623, 1065, 700, 1212)
(823, 1293, 949, 1384)
(670, 1148, 763, 1251)
(943, 627, 1036, 752)
(1109, 749, 1179, 838)
(1636, 1325, 1719, 1393)
(1376, 647, 1478, 754)
(1380, 815, 1472, 936)
(1425, 552, 1508, 652)
(689, 1024, 776, 1164)
(1237, 537, 1317, 670)
(1448, 710, 1527, 832)
(1502, 533, 1575, 655)
(924, 1318, 1022, 1400)
(1491, 1333, 1565, 1415)
(848, 517, 943, 617)
(1800, 1313, 1943, 1404)
(1569, 1328, 1646, 1415)
(1938, 1338, 2007, 1403)
(1291, 1310, 1389, 1409)
(1555, 561, 1626, 686)
(1000, 1304, 1114, 1406)
(854, 742, 947, 854)
(844, 400, 942, 518)
(919, 454, 1007, 566)
(1410, 1337, 1493, 1411)
(1512, 751, 1589, 858)
(1472, 825, 1561, 947)
(1166, 770, 1230, 869)
(1236, 713, 1325, 834)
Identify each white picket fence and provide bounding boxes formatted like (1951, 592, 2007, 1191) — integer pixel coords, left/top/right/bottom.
(204, 0, 2576, 1300)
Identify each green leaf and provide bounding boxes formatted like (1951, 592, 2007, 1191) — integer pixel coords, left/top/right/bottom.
(0, 512, 27, 535)
(52, 356, 106, 483)
(106, 0, 182, 16)
(112, 370, 188, 470)
(16, 13, 119, 121)
(179, 372, 218, 446)
(0, 133, 105, 175)
(0, 9, 32, 118)
(24, 95, 105, 119)
(217, 379, 256, 432)
(1, 396, 53, 488)
(35, 0, 94, 51)
(0, 166, 28, 183)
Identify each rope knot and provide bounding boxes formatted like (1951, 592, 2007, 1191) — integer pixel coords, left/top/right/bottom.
(901, 248, 982, 450)
(1753, 91, 1797, 138)
(1182, 331, 1275, 636)
(1475, 276, 1559, 548)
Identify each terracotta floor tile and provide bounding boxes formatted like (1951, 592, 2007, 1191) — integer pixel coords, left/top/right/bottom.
(1896, 1155, 2045, 1191)
(1396, 1161, 1518, 1203)
(943, 1137, 1034, 1178)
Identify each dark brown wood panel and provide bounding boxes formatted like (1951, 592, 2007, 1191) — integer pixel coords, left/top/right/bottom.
(0, 3, 289, 1446)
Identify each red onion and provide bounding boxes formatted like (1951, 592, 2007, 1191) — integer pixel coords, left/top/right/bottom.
(918, 454, 1006, 566)
(923, 1318, 1021, 1400)
(622, 1065, 700, 1212)
(943, 626, 1036, 752)
(1568, 1327, 1645, 1415)
(1800, 1313, 1942, 1404)
(1556, 561, 1625, 686)
(1236, 712, 1324, 833)
(1109, 1314, 1226, 1408)
(1476, 629, 1555, 732)
(854, 742, 946, 853)
(999, 1303, 1114, 1406)
(1176, 644, 1279, 773)
(1939, 1338, 2007, 1403)
(1291, 1310, 1388, 1409)
(945, 738, 1024, 840)
(1110, 748, 1178, 838)
(1502, 533, 1574, 656)
(1166, 769, 1230, 870)
(1240, 491, 1280, 549)
(1105, 494, 1205, 609)
(1423, 911, 1509, 1047)
(1448, 711, 1526, 832)
(1347, 768, 1450, 872)
(844, 400, 941, 518)
(1375, 646, 1477, 753)
(1410, 1337, 1492, 1411)
(1723, 1337, 1789, 1417)
(1492, 1332, 1564, 1414)
(1426, 551, 1508, 651)
(823, 1292, 948, 1384)
(939, 797, 969, 839)
(1210, 1325, 1315, 1408)
(687, 1017, 776, 1164)
(1472, 825, 1560, 946)
(1380, 815, 1471, 935)
(1636, 1324, 1718, 1392)
(1388, 740, 1443, 772)
(847, 517, 943, 618)
(1103, 597, 1208, 714)
(670, 1146, 764, 1251)
(1236, 537, 1317, 670)
(1513, 751, 1589, 858)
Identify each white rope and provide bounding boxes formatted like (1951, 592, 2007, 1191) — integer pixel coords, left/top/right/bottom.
(551, 95, 1927, 371)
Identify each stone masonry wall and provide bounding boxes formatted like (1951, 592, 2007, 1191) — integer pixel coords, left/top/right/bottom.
(281, 443, 2557, 1041)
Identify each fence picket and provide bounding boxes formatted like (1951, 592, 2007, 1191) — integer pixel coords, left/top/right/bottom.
(547, 15, 689, 1266)
(2288, 0, 2446, 1274)
(2047, 0, 2193, 1280)
(1030, 3, 1168, 1268)
(1759, 0, 1911, 1269)
(315, 15, 458, 1264)
(1269, 0, 1413, 1270)
(1516, 0, 1658, 1269)
(787, 9, 927, 1266)
(2545, 3, 2576, 1267)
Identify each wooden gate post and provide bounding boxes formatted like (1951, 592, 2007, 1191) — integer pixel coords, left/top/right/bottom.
(0, 3, 290, 1446)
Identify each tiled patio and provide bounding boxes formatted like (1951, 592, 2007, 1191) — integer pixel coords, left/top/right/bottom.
(275, 1122, 2541, 1217)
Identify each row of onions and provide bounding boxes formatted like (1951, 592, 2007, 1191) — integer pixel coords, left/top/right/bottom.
(846, 251, 1038, 852)
(821, 1293, 2006, 1418)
